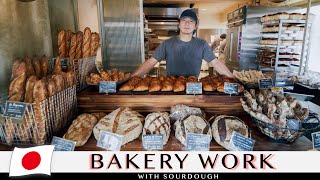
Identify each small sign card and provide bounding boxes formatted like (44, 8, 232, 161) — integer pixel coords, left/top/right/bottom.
(142, 134, 164, 150)
(311, 131, 320, 149)
(271, 87, 284, 95)
(51, 136, 76, 151)
(186, 83, 202, 95)
(97, 131, 123, 151)
(99, 81, 117, 93)
(61, 58, 69, 69)
(224, 82, 239, 95)
(3, 101, 28, 121)
(259, 78, 273, 89)
(186, 133, 210, 151)
(228, 131, 255, 151)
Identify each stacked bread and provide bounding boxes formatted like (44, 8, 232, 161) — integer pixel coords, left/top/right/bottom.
(63, 113, 99, 147)
(143, 112, 171, 145)
(261, 12, 304, 22)
(93, 107, 144, 145)
(86, 69, 131, 84)
(200, 75, 243, 93)
(58, 27, 100, 60)
(233, 70, 265, 84)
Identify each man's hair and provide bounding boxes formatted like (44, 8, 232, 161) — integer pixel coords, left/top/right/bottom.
(220, 34, 226, 39)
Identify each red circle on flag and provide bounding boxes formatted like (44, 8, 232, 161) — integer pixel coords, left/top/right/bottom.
(21, 151, 41, 170)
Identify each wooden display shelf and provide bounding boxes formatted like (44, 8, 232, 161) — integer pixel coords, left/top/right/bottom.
(77, 87, 245, 115)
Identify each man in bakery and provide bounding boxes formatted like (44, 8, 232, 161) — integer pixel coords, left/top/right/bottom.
(131, 9, 235, 79)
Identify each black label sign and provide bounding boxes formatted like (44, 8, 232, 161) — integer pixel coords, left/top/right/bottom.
(224, 82, 238, 95)
(51, 136, 76, 151)
(312, 132, 320, 149)
(228, 131, 255, 151)
(186, 83, 203, 95)
(186, 133, 210, 151)
(142, 134, 164, 150)
(259, 78, 273, 89)
(99, 81, 117, 93)
(3, 101, 28, 120)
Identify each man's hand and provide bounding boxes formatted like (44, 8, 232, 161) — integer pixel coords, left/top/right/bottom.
(208, 59, 235, 78)
(131, 57, 158, 78)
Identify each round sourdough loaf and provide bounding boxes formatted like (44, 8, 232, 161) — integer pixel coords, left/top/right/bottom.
(211, 115, 248, 150)
(143, 112, 171, 145)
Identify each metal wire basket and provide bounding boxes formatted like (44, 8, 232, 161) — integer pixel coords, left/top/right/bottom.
(252, 112, 320, 143)
(71, 57, 97, 92)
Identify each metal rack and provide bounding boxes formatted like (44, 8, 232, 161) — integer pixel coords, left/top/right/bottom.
(258, 19, 312, 87)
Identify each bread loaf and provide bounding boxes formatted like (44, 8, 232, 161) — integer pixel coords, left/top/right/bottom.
(52, 56, 62, 75)
(75, 31, 83, 59)
(24, 76, 38, 103)
(40, 55, 48, 77)
(46, 78, 57, 97)
(23, 56, 35, 77)
(143, 112, 171, 145)
(66, 70, 76, 88)
(66, 30, 73, 57)
(174, 115, 212, 145)
(63, 113, 98, 147)
(69, 33, 77, 60)
(90, 32, 100, 57)
(211, 115, 248, 150)
(93, 107, 144, 145)
(8, 73, 27, 102)
(83, 27, 92, 58)
(58, 30, 67, 58)
(51, 74, 65, 92)
(11, 59, 27, 80)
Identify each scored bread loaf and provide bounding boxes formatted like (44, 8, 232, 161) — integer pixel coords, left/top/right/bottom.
(69, 33, 77, 60)
(58, 30, 67, 58)
(211, 115, 249, 150)
(63, 113, 98, 147)
(174, 115, 212, 145)
(8, 73, 27, 102)
(24, 76, 38, 103)
(90, 32, 100, 57)
(83, 27, 91, 58)
(66, 30, 73, 57)
(143, 112, 171, 145)
(23, 56, 35, 77)
(75, 31, 83, 59)
(32, 56, 41, 79)
(40, 55, 48, 77)
(11, 59, 27, 80)
(93, 107, 144, 145)
(52, 56, 62, 75)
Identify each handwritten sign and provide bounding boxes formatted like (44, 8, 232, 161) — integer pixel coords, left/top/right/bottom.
(228, 131, 255, 151)
(3, 101, 28, 121)
(51, 136, 76, 151)
(142, 134, 164, 150)
(97, 131, 123, 151)
(259, 78, 273, 89)
(312, 132, 320, 149)
(186, 83, 202, 95)
(224, 82, 239, 95)
(99, 81, 117, 93)
(186, 133, 210, 151)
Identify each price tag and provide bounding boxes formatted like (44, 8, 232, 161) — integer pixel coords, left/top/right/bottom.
(311, 132, 320, 150)
(224, 82, 238, 95)
(186, 83, 202, 95)
(3, 101, 28, 121)
(142, 134, 163, 150)
(259, 78, 273, 89)
(99, 81, 117, 93)
(228, 131, 255, 151)
(51, 136, 76, 151)
(97, 131, 123, 151)
(185, 133, 210, 151)
(271, 87, 284, 94)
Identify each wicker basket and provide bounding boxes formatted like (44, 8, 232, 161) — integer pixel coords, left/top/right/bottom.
(252, 112, 320, 143)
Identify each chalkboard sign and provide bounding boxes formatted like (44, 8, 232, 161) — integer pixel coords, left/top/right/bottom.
(224, 82, 238, 95)
(142, 134, 164, 150)
(185, 133, 210, 151)
(51, 136, 76, 151)
(99, 81, 117, 93)
(228, 131, 255, 151)
(3, 101, 28, 121)
(186, 83, 202, 95)
(61, 58, 69, 70)
(312, 131, 320, 149)
(97, 131, 123, 151)
(259, 78, 273, 89)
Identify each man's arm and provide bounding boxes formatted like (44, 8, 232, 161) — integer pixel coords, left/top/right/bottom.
(130, 57, 158, 77)
(208, 59, 235, 78)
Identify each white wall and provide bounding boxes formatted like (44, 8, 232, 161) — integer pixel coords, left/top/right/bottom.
(77, 0, 102, 65)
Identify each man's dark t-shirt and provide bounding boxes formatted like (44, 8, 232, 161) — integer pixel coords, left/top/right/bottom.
(152, 36, 215, 77)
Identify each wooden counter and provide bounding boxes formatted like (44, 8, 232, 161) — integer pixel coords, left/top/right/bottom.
(0, 115, 313, 151)
(77, 87, 246, 115)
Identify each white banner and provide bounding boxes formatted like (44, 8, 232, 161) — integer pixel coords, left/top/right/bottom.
(0, 151, 320, 173)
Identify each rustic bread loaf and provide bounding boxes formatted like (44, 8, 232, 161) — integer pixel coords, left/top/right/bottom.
(8, 73, 27, 102)
(174, 115, 212, 145)
(211, 115, 249, 150)
(90, 32, 100, 57)
(11, 59, 27, 80)
(69, 33, 77, 60)
(32, 56, 41, 79)
(40, 55, 48, 77)
(23, 56, 35, 77)
(52, 56, 62, 75)
(75, 31, 83, 59)
(66, 30, 73, 57)
(58, 30, 67, 58)
(93, 107, 144, 145)
(24, 76, 38, 103)
(83, 27, 92, 58)
(143, 112, 171, 145)
(63, 113, 98, 147)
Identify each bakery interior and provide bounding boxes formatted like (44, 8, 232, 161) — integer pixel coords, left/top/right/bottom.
(1, 0, 320, 151)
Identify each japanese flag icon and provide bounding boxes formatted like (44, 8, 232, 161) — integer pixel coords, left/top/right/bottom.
(9, 145, 54, 177)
